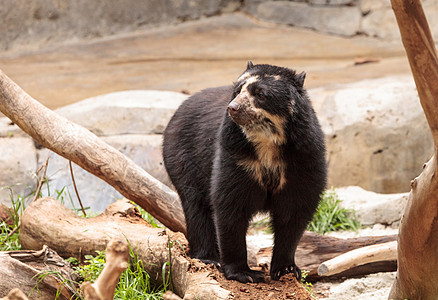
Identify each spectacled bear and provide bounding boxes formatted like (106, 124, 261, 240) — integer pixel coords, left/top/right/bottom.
(163, 62, 327, 283)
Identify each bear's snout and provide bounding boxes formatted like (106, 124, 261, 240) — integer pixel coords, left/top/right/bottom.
(228, 101, 241, 114)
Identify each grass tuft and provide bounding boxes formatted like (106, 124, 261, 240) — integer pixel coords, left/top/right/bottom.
(307, 188, 361, 234)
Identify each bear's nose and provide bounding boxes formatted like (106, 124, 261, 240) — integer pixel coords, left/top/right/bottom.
(228, 101, 240, 113)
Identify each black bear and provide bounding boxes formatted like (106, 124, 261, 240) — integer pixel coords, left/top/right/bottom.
(163, 62, 327, 283)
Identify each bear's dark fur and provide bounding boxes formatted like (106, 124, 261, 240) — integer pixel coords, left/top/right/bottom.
(163, 62, 327, 283)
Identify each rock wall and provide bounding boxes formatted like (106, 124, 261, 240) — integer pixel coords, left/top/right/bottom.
(3, 0, 438, 52)
(311, 76, 433, 193)
(245, 0, 438, 40)
(0, 0, 241, 51)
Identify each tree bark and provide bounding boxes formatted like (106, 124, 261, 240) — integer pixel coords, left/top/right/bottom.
(389, 0, 438, 299)
(0, 246, 76, 300)
(20, 197, 231, 299)
(0, 70, 185, 235)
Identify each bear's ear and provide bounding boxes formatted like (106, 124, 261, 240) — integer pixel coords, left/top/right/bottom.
(296, 71, 306, 87)
(246, 61, 254, 70)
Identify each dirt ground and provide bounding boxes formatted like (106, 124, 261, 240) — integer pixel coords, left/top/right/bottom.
(216, 271, 312, 300)
(188, 259, 313, 300)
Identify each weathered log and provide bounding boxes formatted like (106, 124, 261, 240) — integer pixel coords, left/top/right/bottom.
(0, 69, 185, 234)
(257, 231, 397, 280)
(0, 245, 76, 300)
(20, 197, 231, 299)
(81, 239, 129, 300)
(318, 241, 397, 277)
(390, 0, 438, 299)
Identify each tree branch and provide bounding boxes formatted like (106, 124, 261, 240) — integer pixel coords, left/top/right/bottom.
(391, 0, 438, 135)
(0, 70, 186, 234)
(390, 0, 438, 298)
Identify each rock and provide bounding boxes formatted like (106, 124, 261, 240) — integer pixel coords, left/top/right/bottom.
(248, 1, 362, 36)
(317, 272, 396, 300)
(101, 134, 171, 188)
(309, 0, 355, 6)
(1, 0, 240, 51)
(0, 137, 37, 207)
(360, 8, 400, 40)
(37, 134, 170, 213)
(335, 186, 408, 226)
(54, 90, 188, 136)
(310, 76, 433, 193)
(359, 0, 390, 15)
(0, 117, 27, 138)
(424, 0, 438, 43)
(360, 0, 438, 41)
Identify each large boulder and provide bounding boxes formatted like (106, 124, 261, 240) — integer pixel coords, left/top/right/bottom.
(310, 76, 433, 193)
(335, 186, 408, 226)
(1, 0, 241, 51)
(0, 136, 37, 206)
(247, 1, 362, 37)
(54, 90, 188, 136)
(359, 0, 438, 41)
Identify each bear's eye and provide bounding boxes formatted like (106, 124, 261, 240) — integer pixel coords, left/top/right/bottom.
(254, 87, 265, 99)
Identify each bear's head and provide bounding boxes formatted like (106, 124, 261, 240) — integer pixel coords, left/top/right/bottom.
(228, 62, 307, 145)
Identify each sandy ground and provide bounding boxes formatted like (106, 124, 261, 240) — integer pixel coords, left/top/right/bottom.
(0, 13, 410, 111)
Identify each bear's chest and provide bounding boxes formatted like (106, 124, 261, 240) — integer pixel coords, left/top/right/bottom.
(238, 141, 287, 192)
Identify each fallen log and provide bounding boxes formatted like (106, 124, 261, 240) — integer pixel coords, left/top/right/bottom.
(20, 197, 231, 299)
(0, 245, 77, 300)
(257, 231, 397, 281)
(0, 69, 185, 234)
(318, 241, 397, 277)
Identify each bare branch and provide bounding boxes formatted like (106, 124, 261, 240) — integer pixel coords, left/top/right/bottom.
(0, 70, 186, 234)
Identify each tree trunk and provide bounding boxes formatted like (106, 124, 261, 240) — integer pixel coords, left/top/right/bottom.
(20, 197, 231, 299)
(0, 70, 185, 235)
(0, 246, 76, 300)
(389, 0, 438, 299)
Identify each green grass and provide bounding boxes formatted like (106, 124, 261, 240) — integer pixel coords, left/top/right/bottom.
(0, 181, 169, 299)
(307, 188, 361, 234)
(300, 270, 316, 298)
(0, 187, 27, 251)
(249, 188, 361, 235)
(74, 244, 168, 300)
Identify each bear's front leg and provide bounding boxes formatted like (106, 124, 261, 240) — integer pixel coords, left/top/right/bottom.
(214, 208, 265, 283)
(270, 195, 310, 281)
(210, 158, 265, 283)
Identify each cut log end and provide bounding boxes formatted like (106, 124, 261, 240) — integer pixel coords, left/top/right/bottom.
(317, 264, 329, 276)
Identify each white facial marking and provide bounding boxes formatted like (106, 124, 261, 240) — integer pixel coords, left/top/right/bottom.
(234, 75, 288, 191)
(237, 72, 251, 82)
